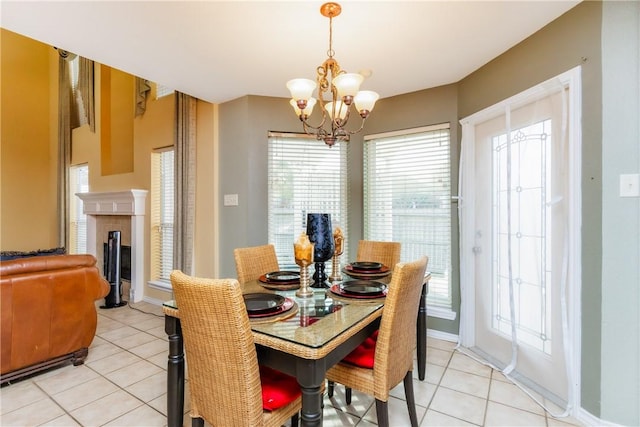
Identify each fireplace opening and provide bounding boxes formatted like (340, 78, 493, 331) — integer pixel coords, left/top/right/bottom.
(101, 230, 128, 309)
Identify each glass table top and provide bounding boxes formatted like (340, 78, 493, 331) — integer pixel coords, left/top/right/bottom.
(163, 281, 384, 349)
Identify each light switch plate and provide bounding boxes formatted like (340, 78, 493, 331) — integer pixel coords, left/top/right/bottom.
(223, 194, 239, 206)
(620, 174, 640, 197)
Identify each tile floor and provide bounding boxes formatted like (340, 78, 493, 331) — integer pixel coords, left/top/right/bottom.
(1, 301, 583, 427)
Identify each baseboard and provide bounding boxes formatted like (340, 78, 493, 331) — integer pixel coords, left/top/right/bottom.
(142, 295, 166, 306)
(427, 328, 459, 343)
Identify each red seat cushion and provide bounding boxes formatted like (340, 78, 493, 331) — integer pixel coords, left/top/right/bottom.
(259, 365, 301, 411)
(342, 330, 379, 369)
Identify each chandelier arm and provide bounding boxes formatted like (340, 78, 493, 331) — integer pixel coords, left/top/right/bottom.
(299, 103, 329, 132)
(300, 116, 325, 133)
(340, 115, 369, 137)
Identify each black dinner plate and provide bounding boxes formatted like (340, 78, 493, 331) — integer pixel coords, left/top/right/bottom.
(340, 280, 387, 296)
(265, 271, 300, 282)
(350, 261, 383, 271)
(248, 298, 295, 318)
(329, 284, 387, 299)
(243, 293, 285, 314)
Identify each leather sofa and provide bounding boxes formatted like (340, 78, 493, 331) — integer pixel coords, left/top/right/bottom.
(1, 254, 110, 384)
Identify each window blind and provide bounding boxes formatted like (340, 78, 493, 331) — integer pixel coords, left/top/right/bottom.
(69, 164, 88, 254)
(363, 124, 452, 308)
(268, 133, 348, 270)
(151, 148, 175, 281)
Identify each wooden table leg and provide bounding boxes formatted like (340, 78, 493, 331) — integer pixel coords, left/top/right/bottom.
(165, 315, 185, 427)
(417, 282, 428, 380)
(294, 357, 325, 427)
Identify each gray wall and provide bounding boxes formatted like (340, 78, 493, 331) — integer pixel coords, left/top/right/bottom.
(218, 95, 302, 278)
(600, 1, 639, 425)
(458, 1, 604, 417)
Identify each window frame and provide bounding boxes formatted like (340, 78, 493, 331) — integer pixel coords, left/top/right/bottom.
(149, 146, 175, 289)
(69, 163, 89, 254)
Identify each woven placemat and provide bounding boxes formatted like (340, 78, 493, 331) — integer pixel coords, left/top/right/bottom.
(249, 300, 299, 324)
(327, 291, 386, 305)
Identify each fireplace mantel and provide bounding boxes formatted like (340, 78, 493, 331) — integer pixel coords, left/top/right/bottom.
(77, 190, 147, 216)
(76, 190, 147, 303)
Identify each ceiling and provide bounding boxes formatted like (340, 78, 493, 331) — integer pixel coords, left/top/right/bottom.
(1, 1, 581, 104)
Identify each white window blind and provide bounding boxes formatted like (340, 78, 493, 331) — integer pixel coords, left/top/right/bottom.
(151, 147, 175, 282)
(268, 133, 348, 270)
(364, 124, 452, 308)
(69, 164, 88, 254)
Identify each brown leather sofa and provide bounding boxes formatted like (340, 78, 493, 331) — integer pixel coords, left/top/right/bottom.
(1, 254, 110, 384)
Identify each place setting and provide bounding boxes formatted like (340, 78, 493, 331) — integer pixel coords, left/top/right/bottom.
(258, 270, 301, 290)
(243, 292, 298, 324)
(328, 279, 388, 304)
(342, 261, 391, 280)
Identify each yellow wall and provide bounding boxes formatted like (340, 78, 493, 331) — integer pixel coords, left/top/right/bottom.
(99, 65, 134, 176)
(0, 29, 58, 251)
(194, 102, 218, 279)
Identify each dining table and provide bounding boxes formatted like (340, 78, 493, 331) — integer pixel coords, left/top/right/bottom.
(162, 273, 430, 427)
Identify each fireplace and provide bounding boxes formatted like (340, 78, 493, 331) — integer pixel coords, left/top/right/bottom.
(77, 190, 147, 303)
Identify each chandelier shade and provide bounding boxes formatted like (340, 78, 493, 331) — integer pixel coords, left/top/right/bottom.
(354, 91, 380, 116)
(290, 98, 317, 117)
(286, 79, 316, 103)
(325, 101, 348, 120)
(286, 2, 379, 147)
(332, 73, 364, 100)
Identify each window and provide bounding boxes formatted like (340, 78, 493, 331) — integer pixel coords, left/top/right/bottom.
(69, 164, 89, 254)
(155, 83, 174, 99)
(364, 124, 452, 310)
(69, 56, 88, 127)
(151, 147, 175, 283)
(268, 133, 348, 269)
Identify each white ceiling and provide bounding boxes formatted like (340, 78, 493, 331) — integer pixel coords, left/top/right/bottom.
(1, 1, 581, 104)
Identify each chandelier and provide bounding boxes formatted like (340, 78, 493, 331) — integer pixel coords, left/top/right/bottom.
(286, 2, 379, 147)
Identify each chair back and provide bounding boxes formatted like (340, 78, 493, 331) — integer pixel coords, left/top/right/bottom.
(373, 256, 428, 398)
(356, 240, 401, 271)
(234, 244, 280, 284)
(170, 270, 265, 426)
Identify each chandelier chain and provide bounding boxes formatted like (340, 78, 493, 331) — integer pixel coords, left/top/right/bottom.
(327, 15, 334, 58)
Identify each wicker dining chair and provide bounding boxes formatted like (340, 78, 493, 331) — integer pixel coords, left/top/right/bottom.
(356, 240, 401, 272)
(234, 244, 280, 285)
(170, 270, 301, 427)
(326, 256, 429, 427)
(329, 239, 402, 401)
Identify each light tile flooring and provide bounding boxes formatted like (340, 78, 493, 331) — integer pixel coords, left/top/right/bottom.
(1, 302, 583, 427)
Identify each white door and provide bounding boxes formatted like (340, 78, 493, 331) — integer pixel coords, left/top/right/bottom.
(459, 68, 581, 408)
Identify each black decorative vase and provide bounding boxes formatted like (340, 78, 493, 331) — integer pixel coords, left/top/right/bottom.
(306, 213, 334, 288)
